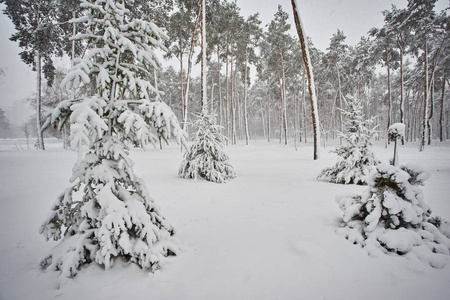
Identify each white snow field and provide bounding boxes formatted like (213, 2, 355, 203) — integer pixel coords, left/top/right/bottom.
(1, 139, 450, 300)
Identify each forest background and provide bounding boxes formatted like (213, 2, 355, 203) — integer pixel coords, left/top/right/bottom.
(0, 0, 449, 151)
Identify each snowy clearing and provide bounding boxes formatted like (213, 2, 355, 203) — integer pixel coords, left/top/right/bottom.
(1, 139, 450, 300)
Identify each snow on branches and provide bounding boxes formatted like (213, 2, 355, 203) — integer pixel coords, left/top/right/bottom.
(46, 97, 187, 151)
(62, 0, 168, 100)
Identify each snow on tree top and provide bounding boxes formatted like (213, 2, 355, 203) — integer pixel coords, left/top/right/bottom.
(388, 123, 405, 140)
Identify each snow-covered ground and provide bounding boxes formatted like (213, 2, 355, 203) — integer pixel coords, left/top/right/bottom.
(1, 139, 450, 300)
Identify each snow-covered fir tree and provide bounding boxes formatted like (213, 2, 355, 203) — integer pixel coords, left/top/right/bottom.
(336, 163, 450, 268)
(40, 0, 187, 279)
(317, 95, 378, 185)
(179, 0, 235, 184)
(179, 113, 236, 183)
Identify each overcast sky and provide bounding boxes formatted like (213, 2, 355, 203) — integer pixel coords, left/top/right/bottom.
(0, 0, 448, 125)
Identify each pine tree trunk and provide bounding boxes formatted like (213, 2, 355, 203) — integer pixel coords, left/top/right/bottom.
(259, 95, 266, 139)
(302, 74, 307, 143)
(400, 48, 405, 145)
(413, 90, 419, 141)
(427, 76, 434, 145)
(440, 75, 446, 142)
(179, 34, 185, 123)
(393, 138, 399, 167)
(244, 40, 250, 145)
(230, 54, 234, 144)
(294, 94, 298, 147)
(210, 79, 214, 113)
(291, 0, 320, 159)
(225, 36, 230, 141)
(237, 87, 242, 140)
(335, 58, 343, 145)
(36, 50, 45, 150)
(267, 92, 271, 142)
(279, 94, 282, 144)
(200, 0, 207, 113)
(232, 61, 237, 144)
(298, 90, 302, 142)
(217, 47, 222, 128)
(280, 46, 288, 145)
(154, 68, 161, 102)
(447, 79, 450, 140)
(387, 56, 392, 146)
(183, 5, 201, 132)
(420, 40, 428, 152)
(405, 89, 411, 142)
(69, 13, 76, 151)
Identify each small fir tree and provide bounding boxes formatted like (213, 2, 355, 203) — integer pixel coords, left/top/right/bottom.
(336, 163, 450, 268)
(40, 0, 186, 279)
(317, 95, 378, 185)
(179, 113, 236, 183)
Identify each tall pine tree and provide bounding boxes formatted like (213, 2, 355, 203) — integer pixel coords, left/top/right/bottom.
(40, 0, 186, 279)
(179, 0, 235, 183)
(2, 0, 62, 149)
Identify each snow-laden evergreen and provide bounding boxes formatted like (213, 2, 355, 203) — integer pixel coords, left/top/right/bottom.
(179, 113, 236, 183)
(317, 95, 378, 185)
(40, 0, 186, 279)
(336, 163, 450, 268)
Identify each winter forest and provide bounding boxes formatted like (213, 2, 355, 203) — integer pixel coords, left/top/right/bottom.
(1, 0, 450, 299)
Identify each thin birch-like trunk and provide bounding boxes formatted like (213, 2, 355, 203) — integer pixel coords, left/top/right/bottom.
(427, 77, 434, 145)
(217, 47, 222, 128)
(232, 59, 237, 144)
(201, 0, 207, 113)
(387, 55, 392, 145)
(291, 0, 320, 159)
(225, 36, 230, 140)
(267, 93, 271, 142)
(420, 40, 428, 152)
(36, 50, 45, 150)
(179, 32, 185, 121)
(244, 40, 250, 145)
(302, 74, 307, 143)
(280, 46, 288, 145)
(183, 5, 201, 132)
(335, 58, 343, 145)
(259, 95, 266, 139)
(399, 47, 405, 144)
(440, 75, 446, 142)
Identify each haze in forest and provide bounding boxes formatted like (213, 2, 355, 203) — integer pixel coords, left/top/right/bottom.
(0, 0, 448, 143)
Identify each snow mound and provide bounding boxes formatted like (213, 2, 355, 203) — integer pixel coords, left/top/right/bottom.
(336, 163, 450, 268)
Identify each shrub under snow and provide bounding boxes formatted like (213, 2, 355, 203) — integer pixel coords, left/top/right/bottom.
(336, 163, 450, 268)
